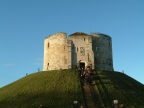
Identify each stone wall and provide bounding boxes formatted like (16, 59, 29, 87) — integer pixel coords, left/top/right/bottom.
(91, 33, 113, 71)
(69, 33, 94, 69)
(43, 32, 114, 71)
(43, 32, 71, 71)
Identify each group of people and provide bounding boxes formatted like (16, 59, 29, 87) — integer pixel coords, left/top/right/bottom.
(79, 65, 93, 84)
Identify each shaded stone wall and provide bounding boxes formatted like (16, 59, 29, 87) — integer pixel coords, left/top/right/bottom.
(91, 33, 113, 71)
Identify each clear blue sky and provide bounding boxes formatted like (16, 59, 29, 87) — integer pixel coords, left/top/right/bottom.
(0, 0, 144, 87)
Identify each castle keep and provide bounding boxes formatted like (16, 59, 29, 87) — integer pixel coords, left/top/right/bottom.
(43, 32, 114, 71)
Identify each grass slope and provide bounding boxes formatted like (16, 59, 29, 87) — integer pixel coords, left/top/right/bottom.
(0, 69, 83, 108)
(1, 69, 144, 108)
(94, 70, 144, 108)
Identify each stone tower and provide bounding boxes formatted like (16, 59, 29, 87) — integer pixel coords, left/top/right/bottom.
(43, 32, 114, 71)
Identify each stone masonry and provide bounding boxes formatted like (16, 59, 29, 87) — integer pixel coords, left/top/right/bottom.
(43, 32, 114, 71)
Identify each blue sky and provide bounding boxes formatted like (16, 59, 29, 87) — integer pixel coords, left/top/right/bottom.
(0, 0, 144, 87)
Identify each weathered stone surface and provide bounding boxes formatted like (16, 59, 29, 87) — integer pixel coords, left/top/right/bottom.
(43, 32, 113, 71)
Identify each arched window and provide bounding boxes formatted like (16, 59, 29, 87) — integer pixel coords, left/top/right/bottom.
(64, 46, 65, 50)
(47, 63, 49, 70)
(77, 47, 78, 52)
(48, 43, 50, 48)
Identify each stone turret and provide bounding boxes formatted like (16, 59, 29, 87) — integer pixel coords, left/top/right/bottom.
(43, 32, 72, 70)
(91, 33, 113, 70)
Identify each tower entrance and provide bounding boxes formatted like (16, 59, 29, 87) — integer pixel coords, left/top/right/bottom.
(79, 62, 85, 69)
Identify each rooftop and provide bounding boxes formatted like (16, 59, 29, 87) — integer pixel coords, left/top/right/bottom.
(69, 32, 88, 36)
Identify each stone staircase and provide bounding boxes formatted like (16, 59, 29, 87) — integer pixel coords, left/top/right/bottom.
(82, 82, 105, 108)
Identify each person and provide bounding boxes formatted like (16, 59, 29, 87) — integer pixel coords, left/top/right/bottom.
(80, 67, 84, 75)
(80, 105, 84, 108)
(80, 67, 86, 84)
(72, 101, 79, 108)
(87, 66, 92, 74)
(120, 104, 125, 108)
(83, 66, 93, 84)
(39, 104, 46, 108)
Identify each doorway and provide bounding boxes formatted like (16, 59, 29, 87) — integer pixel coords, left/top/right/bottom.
(79, 62, 85, 69)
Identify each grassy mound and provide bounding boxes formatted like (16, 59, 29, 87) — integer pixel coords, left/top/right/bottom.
(0, 69, 83, 108)
(94, 70, 144, 108)
(1, 69, 144, 108)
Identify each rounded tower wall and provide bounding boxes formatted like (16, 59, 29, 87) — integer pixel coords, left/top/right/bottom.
(91, 33, 113, 71)
(43, 32, 70, 71)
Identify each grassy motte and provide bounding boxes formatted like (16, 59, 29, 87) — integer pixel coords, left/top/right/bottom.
(94, 70, 144, 108)
(1, 69, 144, 108)
(0, 69, 83, 108)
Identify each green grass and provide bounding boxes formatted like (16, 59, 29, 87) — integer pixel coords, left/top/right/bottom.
(1, 69, 144, 108)
(0, 69, 83, 108)
(93, 70, 144, 108)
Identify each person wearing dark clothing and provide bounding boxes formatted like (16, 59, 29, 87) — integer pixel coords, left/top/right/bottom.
(83, 67, 93, 84)
(39, 104, 46, 108)
(120, 104, 126, 108)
